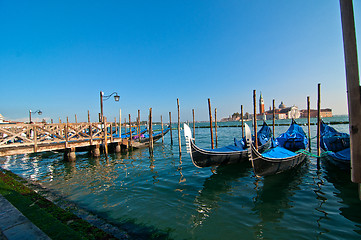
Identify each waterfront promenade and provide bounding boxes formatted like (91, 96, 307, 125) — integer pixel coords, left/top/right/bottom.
(0, 194, 50, 240)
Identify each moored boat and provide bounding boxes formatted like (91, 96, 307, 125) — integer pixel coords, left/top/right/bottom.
(320, 121, 350, 170)
(184, 122, 272, 168)
(250, 120, 309, 177)
(132, 127, 171, 148)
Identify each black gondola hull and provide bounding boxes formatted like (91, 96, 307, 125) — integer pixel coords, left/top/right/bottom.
(190, 138, 271, 168)
(133, 128, 170, 148)
(321, 150, 350, 170)
(250, 145, 308, 177)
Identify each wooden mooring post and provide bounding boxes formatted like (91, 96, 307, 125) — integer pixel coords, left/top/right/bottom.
(340, 0, 361, 190)
(104, 116, 109, 159)
(65, 117, 69, 149)
(119, 109, 122, 137)
(138, 110, 141, 140)
(241, 105, 244, 138)
(129, 114, 132, 149)
(149, 108, 154, 154)
(253, 90, 258, 150)
(208, 98, 214, 149)
(88, 110, 93, 146)
(307, 96, 311, 151)
(272, 99, 275, 137)
(192, 109, 195, 140)
(317, 83, 321, 169)
(114, 117, 117, 135)
(124, 118, 127, 135)
(177, 99, 181, 155)
(161, 115, 164, 143)
(169, 112, 173, 145)
(215, 108, 218, 148)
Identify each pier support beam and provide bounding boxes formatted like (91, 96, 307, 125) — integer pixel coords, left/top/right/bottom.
(64, 147, 76, 161)
(90, 144, 101, 157)
(115, 143, 121, 153)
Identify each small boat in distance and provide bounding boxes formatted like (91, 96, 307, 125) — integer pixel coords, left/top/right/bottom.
(114, 128, 147, 139)
(184, 122, 272, 168)
(320, 121, 350, 170)
(132, 126, 171, 148)
(250, 119, 309, 177)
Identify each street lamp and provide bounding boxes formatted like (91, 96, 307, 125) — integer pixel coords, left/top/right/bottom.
(29, 110, 42, 123)
(100, 91, 120, 122)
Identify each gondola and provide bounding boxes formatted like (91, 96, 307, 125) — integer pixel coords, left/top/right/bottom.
(128, 128, 148, 139)
(138, 127, 170, 143)
(115, 128, 147, 139)
(320, 121, 350, 170)
(184, 122, 272, 168)
(132, 127, 171, 148)
(250, 119, 308, 177)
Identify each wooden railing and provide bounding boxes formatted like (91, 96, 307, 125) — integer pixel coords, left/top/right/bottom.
(0, 122, 124, 156)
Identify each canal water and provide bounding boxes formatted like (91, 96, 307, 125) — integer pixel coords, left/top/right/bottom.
(1, 116, 361, 239)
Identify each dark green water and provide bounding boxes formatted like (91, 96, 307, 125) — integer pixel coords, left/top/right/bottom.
(1, 116, 361, 239)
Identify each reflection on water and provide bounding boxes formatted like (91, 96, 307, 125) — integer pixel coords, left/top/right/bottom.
(252, 161, 308, 239)
(0, 117, 361, 239)
(323, 163, 361, 235)
(192, 162, 251, 228)
(177, 155, 186, 184)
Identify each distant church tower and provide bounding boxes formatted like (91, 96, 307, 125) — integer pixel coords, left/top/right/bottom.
(259, 92, 265, 114)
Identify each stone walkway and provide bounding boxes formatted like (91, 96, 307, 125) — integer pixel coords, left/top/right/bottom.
(0, 194, 50, 240)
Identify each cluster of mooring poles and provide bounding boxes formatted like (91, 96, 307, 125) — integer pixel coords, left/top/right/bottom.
(1, 0, 359, 199)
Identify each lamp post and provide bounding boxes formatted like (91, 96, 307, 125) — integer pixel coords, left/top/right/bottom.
(99, 91, 119, 159)
(29, 110, 42, 123)
(100, 91, 120, 122)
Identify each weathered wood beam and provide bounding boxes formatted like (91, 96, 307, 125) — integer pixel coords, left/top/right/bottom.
(340, 0, 361, 184)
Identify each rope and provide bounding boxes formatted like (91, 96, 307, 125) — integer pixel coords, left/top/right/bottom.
(295, 149, 333, 158)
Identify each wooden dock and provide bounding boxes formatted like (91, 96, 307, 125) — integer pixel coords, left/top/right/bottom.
(0, 122, 131, 159)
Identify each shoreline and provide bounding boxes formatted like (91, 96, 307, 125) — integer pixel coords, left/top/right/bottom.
(0, 167, 128, 240)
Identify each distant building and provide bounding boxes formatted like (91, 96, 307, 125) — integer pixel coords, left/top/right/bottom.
(0, 114, 4, 123)
(260, 101, 300, 120)
(300, 108, 333, 118)
(259, 92, 265, 114)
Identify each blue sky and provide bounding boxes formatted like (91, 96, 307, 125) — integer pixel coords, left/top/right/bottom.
(1, 0, 360, 122)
